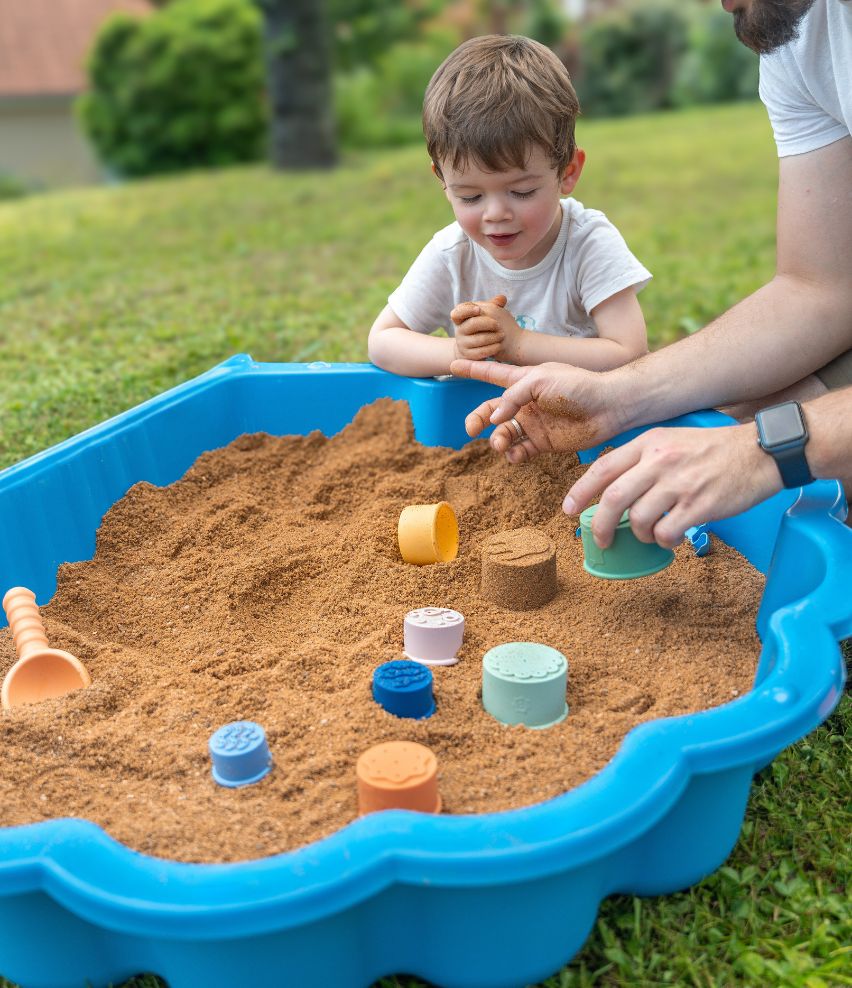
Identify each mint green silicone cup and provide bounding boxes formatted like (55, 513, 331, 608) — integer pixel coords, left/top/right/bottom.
(481, 642, 568, 729)
(579, 505, 675, 580)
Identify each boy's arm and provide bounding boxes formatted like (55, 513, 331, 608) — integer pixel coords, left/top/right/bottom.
(510, 287, 648, 370)
(368, 304, 456, 377)
(456, 287, 648, 371)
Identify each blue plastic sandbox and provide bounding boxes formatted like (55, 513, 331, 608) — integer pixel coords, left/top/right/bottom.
(0, 355, 848, 988)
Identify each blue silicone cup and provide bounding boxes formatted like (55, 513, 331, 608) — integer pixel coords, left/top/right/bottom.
(209, 721, 273, 788)
(372, 660, 435, 719)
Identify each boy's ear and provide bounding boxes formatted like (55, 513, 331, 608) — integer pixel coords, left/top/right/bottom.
(430, 161, 447, 188)
(559, 149, 586, 195)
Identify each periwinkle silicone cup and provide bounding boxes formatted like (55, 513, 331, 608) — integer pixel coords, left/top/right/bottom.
(209, 721, 273, 788)
(372, 660, 435, 719)
(403, 607, 464, 666)
(579, 505, 675, 579)
(482, 642, 569, 729)
(397, 502, 458, 565)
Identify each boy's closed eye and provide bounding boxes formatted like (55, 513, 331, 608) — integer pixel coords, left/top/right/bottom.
(457, 189, 539, 204)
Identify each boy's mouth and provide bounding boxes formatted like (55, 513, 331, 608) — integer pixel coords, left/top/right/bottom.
(486, 233, 519, 247)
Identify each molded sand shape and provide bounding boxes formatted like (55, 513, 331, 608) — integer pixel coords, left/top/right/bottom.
(1, 587, 91, 710)
(481, 528, 557, 610)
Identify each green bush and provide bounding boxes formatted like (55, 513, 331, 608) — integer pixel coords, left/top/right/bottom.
(576, 5, 689, 117)
(0, 173, 37, 201)
(78, 0, 266, 177)
(673, 7, 759, 106)
(335, 32, 455, 149)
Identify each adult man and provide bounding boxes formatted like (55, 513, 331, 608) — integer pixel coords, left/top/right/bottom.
(451, 0, 852, 550)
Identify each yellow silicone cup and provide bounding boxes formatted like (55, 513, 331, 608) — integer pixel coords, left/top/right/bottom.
(398, 502, 459, 565)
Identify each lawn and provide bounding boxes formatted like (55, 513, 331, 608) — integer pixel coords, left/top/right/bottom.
(0, 101, 849, 988)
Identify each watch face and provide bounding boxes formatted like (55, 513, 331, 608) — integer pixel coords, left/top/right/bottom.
(759, 402, 806, 447)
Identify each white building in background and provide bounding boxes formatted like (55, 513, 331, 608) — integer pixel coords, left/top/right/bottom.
(0, 0, 150, 188)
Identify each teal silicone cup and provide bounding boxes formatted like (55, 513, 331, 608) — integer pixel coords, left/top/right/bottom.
(481, 642, 568, 729)
(579, 505, 675, 580)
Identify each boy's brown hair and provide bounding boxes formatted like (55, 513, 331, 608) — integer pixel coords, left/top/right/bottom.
(423, 35, 579, 181)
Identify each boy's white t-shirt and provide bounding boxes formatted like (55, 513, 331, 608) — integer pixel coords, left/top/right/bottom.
(388, 197, 651, 340)
(758, 0, 851, 157)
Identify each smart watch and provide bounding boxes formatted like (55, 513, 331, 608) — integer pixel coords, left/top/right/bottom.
(754, 400, 814, 488)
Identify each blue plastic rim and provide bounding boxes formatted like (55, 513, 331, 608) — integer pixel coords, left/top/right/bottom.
(372, 659, 436, 719)
(0, 356, 848, 988)
(209, 720, 273, 788)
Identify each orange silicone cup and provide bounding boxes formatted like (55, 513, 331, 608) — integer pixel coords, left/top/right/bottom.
(356, 740, 441, 815)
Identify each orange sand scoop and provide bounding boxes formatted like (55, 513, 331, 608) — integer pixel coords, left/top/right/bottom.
(1, 587, 91, 710)
(397, 501, 458, 565)
(356, 740, 441, 815)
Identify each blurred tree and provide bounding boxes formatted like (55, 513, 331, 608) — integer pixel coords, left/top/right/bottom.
(673, 6, 759, 106)
(577, 5, 689, 116)
(330, 0, 446, 72)
(256, 0, 337, 169)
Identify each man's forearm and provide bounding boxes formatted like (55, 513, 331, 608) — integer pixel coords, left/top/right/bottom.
(803, 387, 852, 490)
(615, 273, 852, 430)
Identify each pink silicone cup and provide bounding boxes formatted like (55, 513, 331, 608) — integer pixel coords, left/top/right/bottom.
(403, 607, 464, 667)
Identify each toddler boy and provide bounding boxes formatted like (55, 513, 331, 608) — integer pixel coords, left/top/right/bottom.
(368, 34, 652, 378)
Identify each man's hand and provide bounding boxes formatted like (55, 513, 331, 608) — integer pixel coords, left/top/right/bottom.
(451, 294, 525, 362)
(563, 423, 783, 549)
(449, 358, 628, 463)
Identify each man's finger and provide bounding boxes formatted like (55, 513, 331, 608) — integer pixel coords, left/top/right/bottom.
(487, 373, 544, 424)
(464, 397, 503, 438)
(563, 443, 639, 514)
(653, 507, 695, 550)
(489, 420, 520, 452)
(450, 359, 530, 388)
(624, 486, 680, 545)
(563, 445, 650, 549)
(505, 437, 538, 464)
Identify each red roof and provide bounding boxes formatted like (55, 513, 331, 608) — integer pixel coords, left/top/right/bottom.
(0, 0, 151, 97)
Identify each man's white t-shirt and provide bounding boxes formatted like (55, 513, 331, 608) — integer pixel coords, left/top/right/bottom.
(759, 0, 852, 156)
(388, 197, 651, 340)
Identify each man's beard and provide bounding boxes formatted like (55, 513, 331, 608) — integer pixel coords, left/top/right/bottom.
(733, 0, 817, 54)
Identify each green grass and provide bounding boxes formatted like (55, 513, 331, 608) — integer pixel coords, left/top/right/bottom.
(0, 101, 778, 469)
(1, 102, 850, 988)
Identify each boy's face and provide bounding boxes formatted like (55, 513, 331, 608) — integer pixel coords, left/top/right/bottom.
(435, 144, 584, 271)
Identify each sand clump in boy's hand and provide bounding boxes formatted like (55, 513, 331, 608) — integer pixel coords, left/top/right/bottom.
(0, 399, 763, 863)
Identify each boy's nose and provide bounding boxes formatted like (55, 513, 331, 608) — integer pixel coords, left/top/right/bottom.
(482, 197, 512, 223)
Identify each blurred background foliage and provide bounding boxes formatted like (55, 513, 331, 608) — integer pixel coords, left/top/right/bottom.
(78, 0, 758, 178)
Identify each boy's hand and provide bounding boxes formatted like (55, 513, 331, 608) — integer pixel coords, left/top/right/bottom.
(451, 294, 525, 362)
